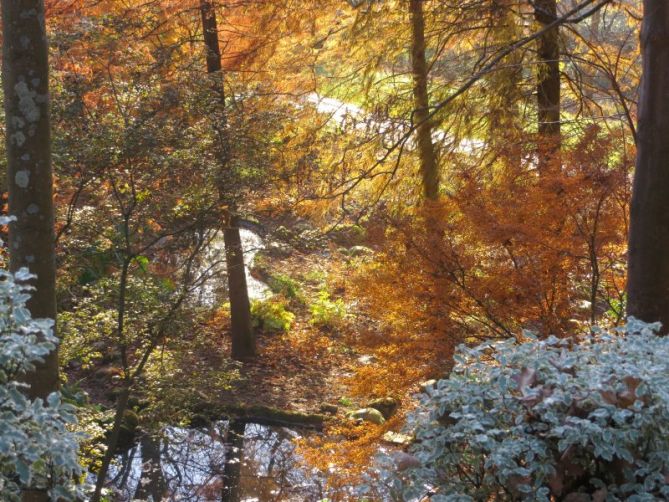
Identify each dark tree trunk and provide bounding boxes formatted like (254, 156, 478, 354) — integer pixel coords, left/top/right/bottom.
(200, 0, 255, 358)
(221, 420, 245, 502)
(627, 0, 669, 330)
(535, 0, 561, 162)
(2, 0, 58, 400)
(225, 217, 255, 359)
(409, 0, 439, 201)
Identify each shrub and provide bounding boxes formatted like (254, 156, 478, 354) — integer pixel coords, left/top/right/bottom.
(267, 273, 303, 302)
(380, 320, 669, 501)
(0, 265, 85, 500)
(251, 297, 295, 333)
(310, 290, 346, 329)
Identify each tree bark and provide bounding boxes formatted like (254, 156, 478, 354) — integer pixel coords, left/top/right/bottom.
(225, 216, 256, 359)
(409, 0, 439, 201)
(200, 0, 255, 358)
(535, 0, 561, 161)
(2, 0, 58, 400)
(627, 0, 669, 330)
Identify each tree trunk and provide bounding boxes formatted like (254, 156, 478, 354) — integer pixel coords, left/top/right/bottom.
(409, 0, 439, 201)
(2, 0, 58, 400)
(200, 0, 255, 358)
(627, 0, 669, 330)
(226, 217, 255, 359)
(535, 0, 561, 162)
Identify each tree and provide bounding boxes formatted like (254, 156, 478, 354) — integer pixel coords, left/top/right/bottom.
(408, 0, 439, 201)
(535, 0, 561, 167)
(1, 0, 58, 400)
(627, 0, 669, 330)
(200, 0, 256, 359)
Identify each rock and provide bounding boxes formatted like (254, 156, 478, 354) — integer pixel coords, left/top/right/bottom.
(294, 229, 327, 252)
(265, 241, 293, 258)
(391, 451, 421, 471)
(274, 226, 295, 242)
(357, 354, 375, 365)
(420, 379, 438, 393)
(293, 220, 313, 233)
(319, 404, 339, 415)
(249, 253, 272, 282)
(367, 397, 400, 420)
(94, 365, 123, 380)
(348, 245, 374, 257)
(349, 408, 386, 425)
(382, 431, 412, 446)
(329, 224, 366, 247)
(68, 360, 82, 370)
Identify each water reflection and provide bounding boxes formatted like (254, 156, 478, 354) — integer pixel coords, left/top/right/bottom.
(108, 422, 330, 501)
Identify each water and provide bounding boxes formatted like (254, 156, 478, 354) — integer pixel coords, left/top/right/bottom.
(107, 422, 331, 501)
(305, 93, 484, 154)
(196, 229, 270, 307)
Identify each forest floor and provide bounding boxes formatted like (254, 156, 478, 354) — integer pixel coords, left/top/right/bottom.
(66, 212, 418, 480)
(202, 216, 390, 420)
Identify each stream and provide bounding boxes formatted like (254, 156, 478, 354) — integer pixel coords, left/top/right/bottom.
(195, 228, 270, 307)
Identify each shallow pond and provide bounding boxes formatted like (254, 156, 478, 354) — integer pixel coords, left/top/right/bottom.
(107, 421, 333, 501)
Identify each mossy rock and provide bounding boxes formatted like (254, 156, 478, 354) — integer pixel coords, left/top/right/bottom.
(274, 226, 295, 242)
(349, 408, 386, 425)
(330, 224, 366, 247)
(265, 241, 293, 258)
(319, 403, 339, 415)
(249, 252, 272, 282)
(348, 245, 374, 257)
(367, 397, 400, 420)
(232, 404, 326, 428)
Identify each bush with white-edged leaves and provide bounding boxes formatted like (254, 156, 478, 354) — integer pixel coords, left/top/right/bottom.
(379, 320, 669, 501)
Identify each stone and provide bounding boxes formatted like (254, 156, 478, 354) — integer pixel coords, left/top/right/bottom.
(265, 241, 293, 258)
(382, 431, 412, 446)
(348, 245, 373, 257)
(367, 397, 400, 420)
(329, 224, 366, 247)
(319, 403, 339, 415)
(420, 379, 438, 393)
(349, 408, 386, 425)
(293, 220, 313, 233)
(274, 226, 295, 242)
(391, 451, 421, 471)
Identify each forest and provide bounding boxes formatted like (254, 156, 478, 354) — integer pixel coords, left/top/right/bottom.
(1, 0, 668, 500)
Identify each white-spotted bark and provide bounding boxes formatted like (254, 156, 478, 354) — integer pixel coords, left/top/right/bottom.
(2, 0, 58, 399)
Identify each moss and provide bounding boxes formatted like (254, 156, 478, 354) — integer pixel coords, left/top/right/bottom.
(187, 401, 326, 429)
(232, 404, 326, 428)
